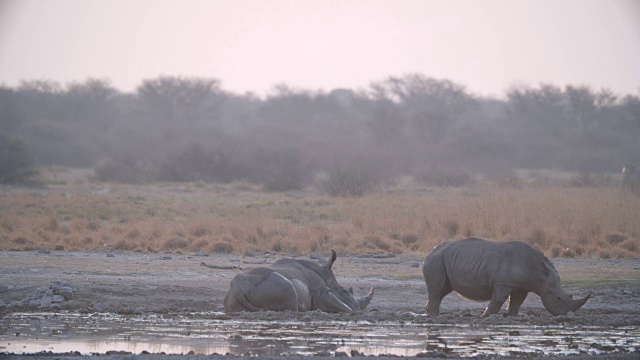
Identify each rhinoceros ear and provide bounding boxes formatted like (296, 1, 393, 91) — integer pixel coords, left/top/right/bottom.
(325, 249, 337, 270)
(542, 261, 553, 276)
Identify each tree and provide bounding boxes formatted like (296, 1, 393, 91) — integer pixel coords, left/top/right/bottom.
(367, 74, 477, 144)
(136, 76, 224, 125)
(0, 134, 39, 185)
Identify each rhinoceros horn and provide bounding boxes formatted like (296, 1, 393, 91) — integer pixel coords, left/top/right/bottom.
(572, 292, 591, 312)
(357, 288, 375, 309)
(325, 249, 338, 270)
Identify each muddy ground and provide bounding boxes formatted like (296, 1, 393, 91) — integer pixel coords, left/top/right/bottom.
(1, 250, 639, 359)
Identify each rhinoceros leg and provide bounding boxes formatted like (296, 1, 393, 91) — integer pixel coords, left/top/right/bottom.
(506, 289, 528, 316)
(425, 279, 453, 316)
(244, 271, 301, 311)
(481, 285, 511, 317)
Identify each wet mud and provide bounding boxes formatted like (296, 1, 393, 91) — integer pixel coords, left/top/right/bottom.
(1, 251, 639, 358)
(1, 312, 639, 357)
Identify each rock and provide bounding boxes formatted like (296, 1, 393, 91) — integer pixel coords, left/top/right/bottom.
(0, 284, 9, 293)
(194, 251, 209, 257)
(57, 289, 74, 300)
(29, 299, 40, 307)
(45, 288, 54, 297)
(52, 295, 65, 303)
(106, 253, 115, 258)
(40, 296, 53, 308)
(160, 256, 172, 260)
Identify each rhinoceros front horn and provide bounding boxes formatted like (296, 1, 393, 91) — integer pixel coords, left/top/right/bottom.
(357, 288, 375, 310)
(571, 292, 591, 312)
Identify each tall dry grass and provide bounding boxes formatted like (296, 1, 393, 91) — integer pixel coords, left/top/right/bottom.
(0, 182, 638, 258)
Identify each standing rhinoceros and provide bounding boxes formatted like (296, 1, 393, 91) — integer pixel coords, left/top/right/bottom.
(224, 250, 374, 313)
(421, 238, 591, 317)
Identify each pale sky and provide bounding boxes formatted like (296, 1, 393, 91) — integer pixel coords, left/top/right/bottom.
(0, 0, 639, 97)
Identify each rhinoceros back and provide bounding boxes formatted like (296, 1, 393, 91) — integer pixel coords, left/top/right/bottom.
(427, 238, 547, 301)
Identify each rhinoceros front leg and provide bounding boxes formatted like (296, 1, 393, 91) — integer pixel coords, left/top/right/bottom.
(425, 279, 453, 316)
(506, 289, 528, 316)
(481, 285, 511, 317)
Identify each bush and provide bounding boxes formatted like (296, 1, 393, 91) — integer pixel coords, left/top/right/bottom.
(247, 149, 312, 191)
(322, 161, 377, 197)
(94, 155, 158, 183)
(416, 167, 473, 187)
(0, 134, 39, 185)
(160, 144, 237, 183)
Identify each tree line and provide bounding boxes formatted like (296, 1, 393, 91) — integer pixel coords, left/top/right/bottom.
(1, 74, 638, 189)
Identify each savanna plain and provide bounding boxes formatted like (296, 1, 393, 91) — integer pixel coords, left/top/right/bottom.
(1, 168, 639, 359)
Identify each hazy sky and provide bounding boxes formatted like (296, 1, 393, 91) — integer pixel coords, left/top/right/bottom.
(1, 0, 639, 97)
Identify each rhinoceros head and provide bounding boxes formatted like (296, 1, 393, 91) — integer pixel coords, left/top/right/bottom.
(539, 261, 591, 316)
(318, 250, 374, 312)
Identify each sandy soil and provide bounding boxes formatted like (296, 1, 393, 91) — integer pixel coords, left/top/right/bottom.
(1, 250, 639, 359)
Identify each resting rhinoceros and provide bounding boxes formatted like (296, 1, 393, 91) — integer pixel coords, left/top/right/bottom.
(421, 238, 591, 317)
(224, 250, 374, 313)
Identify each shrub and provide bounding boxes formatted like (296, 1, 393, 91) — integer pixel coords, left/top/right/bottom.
(94, 155, 158, 183)
(322, 161, 377, 197)
(443, 219, 459, 237)
(160, 144, 237, 183)
(526, 228, 548, 249)
(415, 167, 473, 187)
(246, 149, 312, 192)
(211, 242, 233, 253)
(605, 233, 626, 245)
(400, 234, 419, 246)
(0, 134, 39, 185)
(163, 237, 189, 251)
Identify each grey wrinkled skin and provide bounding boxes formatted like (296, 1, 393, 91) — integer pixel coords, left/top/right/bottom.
(421, 238, 591, 317)
(224, 250, 374, 313)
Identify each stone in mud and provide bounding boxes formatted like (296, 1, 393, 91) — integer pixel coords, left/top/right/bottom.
(54, 286, 75, 300)
(40, 295, 53, 308)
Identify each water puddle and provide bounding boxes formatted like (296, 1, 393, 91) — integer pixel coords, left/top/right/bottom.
(1, 313, 638, 357)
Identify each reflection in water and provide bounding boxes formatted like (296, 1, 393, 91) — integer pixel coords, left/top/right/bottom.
(0, 313, 638, 357)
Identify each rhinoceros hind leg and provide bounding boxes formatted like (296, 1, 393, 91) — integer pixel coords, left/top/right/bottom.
(425, 279, 453, 316)
(245, 272, 300, 311)
(506, 289, 528, 316)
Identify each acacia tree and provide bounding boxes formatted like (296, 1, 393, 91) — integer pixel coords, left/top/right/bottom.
(135, 76, 227, 160)
(136, 76, 224, 125)
(367, 74, 477, 145)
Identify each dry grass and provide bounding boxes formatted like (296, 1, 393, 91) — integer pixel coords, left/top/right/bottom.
(0, 179, 638, 258)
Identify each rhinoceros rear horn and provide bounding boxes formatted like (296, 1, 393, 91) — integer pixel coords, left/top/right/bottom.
(571, 292, 591, 312)
(325, 249, 337, 269)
